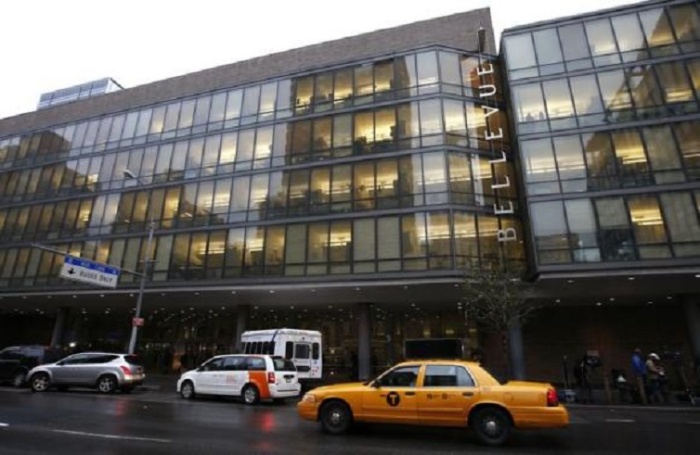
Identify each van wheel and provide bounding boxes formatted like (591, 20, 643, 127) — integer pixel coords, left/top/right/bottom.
(97, 375, 118, 394)
(471, 406, 511, 446)
(180, 381, 196, 399)
(320, 400, 352, 435)
(30, 373, 50, 393)
(242, 384, 260, 405)
(11, 371, 27, 388)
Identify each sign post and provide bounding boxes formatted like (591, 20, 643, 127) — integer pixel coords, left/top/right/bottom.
(59, 256, 120, 289)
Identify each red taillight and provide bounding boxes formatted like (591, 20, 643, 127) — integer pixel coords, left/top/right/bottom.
(267, 372, 276, 384)
(120, 366, 132, 375)
(546, 388, 559, 407)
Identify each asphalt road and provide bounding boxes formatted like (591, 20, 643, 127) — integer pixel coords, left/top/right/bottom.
(1, 386, 699, 454)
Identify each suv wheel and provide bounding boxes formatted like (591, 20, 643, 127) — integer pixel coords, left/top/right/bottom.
(30, 373, 50, 393)
(11, 371, 27, 388)
(97, 375, 118, 394)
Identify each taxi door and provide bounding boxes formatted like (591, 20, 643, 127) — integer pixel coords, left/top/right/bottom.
(417, 364, 479, 427)
(361, 365, 420, 424)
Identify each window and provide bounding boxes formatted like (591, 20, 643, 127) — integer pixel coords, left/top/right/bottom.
(627, 194, 671, 259)
(503, 33, 536, 70)
(377, 365, 419, 387)
(312, 343, 320, 360)
(660, 192, 700, 257)
(246, 357, 266, 371)
(585, 19, 620, 66)
(222, 356, 246, 371)
(559, 24, 591, 69)
(530, 201, 570, 264)
(424, 365, 475, 387)
(565, 199, 600, 262)
(533, 28, 563, 66)
(521, 139, 559, 194)
(285, 341, 294, 359)
(294, 344, 310, 359)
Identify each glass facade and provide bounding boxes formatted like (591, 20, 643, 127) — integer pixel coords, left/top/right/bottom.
(503, 0, 700, 269)
(0, 48, 522, 290)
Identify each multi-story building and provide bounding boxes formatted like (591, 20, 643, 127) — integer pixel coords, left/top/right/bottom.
(0, 0, 698, 384)
(501, 0, 700, 380)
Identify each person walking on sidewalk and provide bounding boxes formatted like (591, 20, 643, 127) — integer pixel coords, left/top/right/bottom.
(632, 348, 648, 404)
(646, 353, 665, 404)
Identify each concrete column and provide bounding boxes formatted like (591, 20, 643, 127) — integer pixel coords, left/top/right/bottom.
(233, 304, 250, 353)
(682, 295, 700, 365)
(358, 303, 372, 381)
(508, 317, 526, 380)
(386, 312, 396, 366)
(50, 307, 70, 348)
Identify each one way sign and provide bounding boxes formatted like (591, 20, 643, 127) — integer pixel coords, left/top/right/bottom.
(59, 255, 120, 289)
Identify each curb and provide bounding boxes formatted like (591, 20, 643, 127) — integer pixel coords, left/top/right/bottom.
(566, 404, 700, 412)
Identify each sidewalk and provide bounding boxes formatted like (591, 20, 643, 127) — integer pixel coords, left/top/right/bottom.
(558, 387, 700, 410)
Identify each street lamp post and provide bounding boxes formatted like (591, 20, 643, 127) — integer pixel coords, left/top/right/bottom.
(124, 170, 155, 355)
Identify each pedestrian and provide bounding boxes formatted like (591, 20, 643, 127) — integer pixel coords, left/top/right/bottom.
(574, 355, 593, 404)
(631, 348, 648, 404)
(646, 353, 665, 404)
(632, 348, 647, 379)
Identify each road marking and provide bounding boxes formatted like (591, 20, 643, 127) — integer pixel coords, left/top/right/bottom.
(51, 429, 170, 443)
(0, 423, 9, 427)
(605, 419, 635, 423)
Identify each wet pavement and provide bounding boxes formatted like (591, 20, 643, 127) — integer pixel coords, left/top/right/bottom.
(1, 384, 699, 454)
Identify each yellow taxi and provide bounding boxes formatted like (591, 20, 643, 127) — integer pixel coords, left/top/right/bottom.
(298, 360, 568, 446)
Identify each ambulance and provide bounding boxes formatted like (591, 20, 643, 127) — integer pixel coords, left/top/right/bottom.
(241, 328, 322, 388)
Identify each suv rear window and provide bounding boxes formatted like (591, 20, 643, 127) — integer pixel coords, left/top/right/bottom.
(124, 355, 142, 366)
(272, 357, 296, 371)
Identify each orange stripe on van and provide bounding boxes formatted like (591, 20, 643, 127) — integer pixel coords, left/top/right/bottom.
(249, 371, 271, 399)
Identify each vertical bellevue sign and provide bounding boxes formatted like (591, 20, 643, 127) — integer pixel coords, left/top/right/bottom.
(59, 255, 120, 289)
(475, 60, 517, 244)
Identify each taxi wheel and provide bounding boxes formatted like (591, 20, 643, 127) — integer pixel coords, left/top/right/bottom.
(471, 406, 511, 446)
(180, 381, 196, 400)
(320, 400, 352, 435)
(242, 384, 260, 405)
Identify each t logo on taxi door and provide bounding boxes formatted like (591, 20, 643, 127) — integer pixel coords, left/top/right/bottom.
(386, 391, 400, 407)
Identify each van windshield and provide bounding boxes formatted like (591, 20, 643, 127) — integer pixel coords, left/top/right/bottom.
(272, 357, 296, 371)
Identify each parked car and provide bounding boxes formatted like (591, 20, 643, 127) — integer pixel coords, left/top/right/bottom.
(27, 352, 145, 394)
(177, 354, 301, 405)
(0, 345, 63, 387)
(298, 360, 569, 446)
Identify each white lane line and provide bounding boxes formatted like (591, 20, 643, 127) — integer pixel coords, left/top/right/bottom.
(51, 429, 170, 443)
(605, 419, 635, 423)
(0, 423, 9, 427)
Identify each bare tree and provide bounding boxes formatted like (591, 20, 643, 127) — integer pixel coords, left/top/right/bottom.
(462, 264, 541, 379)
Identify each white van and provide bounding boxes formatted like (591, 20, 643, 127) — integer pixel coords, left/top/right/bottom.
(177, 354, 300, 405)
(241, 328, 322, 388)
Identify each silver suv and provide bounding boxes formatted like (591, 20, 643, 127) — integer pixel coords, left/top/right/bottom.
(27, 352, 145, 394)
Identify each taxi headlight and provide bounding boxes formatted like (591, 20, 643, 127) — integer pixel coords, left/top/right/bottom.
(301, 393, 317, 404)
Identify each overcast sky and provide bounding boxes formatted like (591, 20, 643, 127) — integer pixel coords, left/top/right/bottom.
(0, 0, 640, 121)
